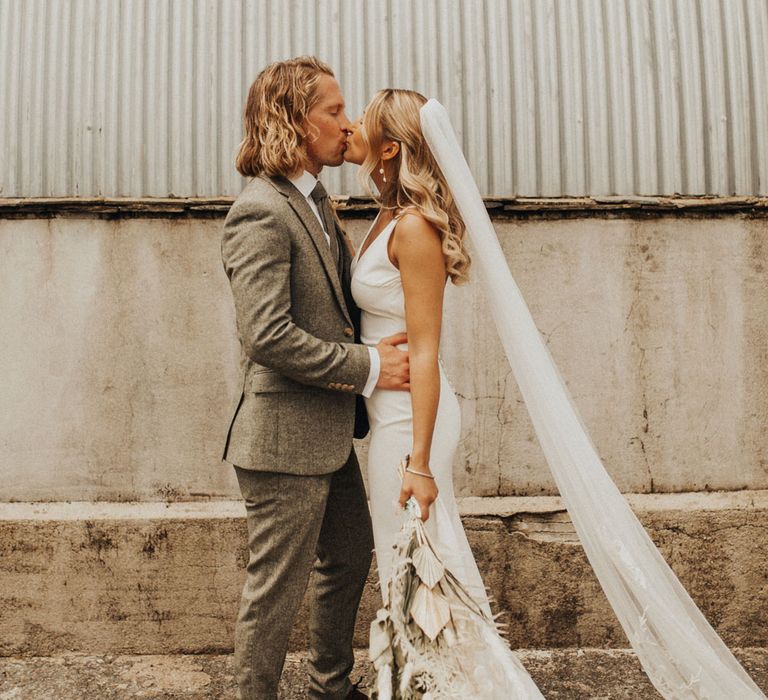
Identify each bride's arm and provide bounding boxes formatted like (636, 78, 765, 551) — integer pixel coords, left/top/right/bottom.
(390, 212, 447, 521)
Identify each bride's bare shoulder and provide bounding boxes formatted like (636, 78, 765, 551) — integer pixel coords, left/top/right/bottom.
(393, 208, 441, 244)
(390, 208, 443, 270)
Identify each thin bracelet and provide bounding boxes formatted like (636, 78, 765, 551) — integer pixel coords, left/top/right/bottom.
(402, 454, 436, 480)
(405, 467, 436, 480)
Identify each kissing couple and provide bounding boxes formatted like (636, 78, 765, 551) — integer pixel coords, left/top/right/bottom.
(220, 56, 767, 700)
(221, 54, 513, 699)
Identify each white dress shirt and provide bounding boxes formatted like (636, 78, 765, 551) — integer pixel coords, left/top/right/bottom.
(288, 171, 380, 397)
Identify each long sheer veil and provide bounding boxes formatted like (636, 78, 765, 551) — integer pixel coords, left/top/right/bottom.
(420, 98, 766, 699)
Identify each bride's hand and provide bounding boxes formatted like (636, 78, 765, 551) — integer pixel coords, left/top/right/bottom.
(399, 470, 439, 521)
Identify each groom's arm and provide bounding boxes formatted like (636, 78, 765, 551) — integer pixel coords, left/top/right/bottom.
(222, 199, 371, 393)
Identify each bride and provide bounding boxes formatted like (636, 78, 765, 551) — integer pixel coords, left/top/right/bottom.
(343, 88, 493, 615)
(343, 89, 767, 699)
(344, 89, 545, 697)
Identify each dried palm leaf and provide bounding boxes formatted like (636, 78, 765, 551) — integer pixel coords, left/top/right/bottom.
(368, 457, 545, 699)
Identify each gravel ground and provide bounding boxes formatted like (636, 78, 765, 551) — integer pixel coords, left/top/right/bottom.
(0, 648, 766, 699)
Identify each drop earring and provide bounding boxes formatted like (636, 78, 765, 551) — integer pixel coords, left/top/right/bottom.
(379, 164, 387, 183)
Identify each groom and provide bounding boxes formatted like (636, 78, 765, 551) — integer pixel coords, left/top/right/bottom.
(221, 56, 409, 699)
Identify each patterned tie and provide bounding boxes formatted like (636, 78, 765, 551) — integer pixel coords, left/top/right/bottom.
(310, 180, 342, 275)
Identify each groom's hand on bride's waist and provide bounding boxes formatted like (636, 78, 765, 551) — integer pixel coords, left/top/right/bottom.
(374, 332, 410, 391)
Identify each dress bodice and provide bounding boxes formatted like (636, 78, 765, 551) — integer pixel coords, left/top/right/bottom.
(350, 217, 407, 348)
(355, 215, 496, 631)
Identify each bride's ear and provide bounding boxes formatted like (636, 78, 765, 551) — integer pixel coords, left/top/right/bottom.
(380, 140, 400, 161)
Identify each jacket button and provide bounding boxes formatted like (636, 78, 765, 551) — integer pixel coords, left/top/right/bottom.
(343, 327, 354, 337)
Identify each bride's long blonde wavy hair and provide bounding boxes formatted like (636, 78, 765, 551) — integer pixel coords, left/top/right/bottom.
(360, 89, 471, 284)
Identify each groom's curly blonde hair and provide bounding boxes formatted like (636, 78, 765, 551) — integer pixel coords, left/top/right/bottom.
(360, 89, 471, 284)
(236, 56, 333, 177)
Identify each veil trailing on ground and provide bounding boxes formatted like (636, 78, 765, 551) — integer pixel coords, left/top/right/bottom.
(420, 99, 766, 700)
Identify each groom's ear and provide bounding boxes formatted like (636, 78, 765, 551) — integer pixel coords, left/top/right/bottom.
(381, 140, 400, 161)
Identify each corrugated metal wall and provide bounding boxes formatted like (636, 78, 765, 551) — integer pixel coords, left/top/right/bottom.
(1, 0, 766, 198)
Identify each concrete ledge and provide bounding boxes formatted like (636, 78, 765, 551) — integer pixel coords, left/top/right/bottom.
(2, 195, 766, 219)
(1, 649, 766, 699)
(1, 492, 767, 656)
(3, 488, 767, 520)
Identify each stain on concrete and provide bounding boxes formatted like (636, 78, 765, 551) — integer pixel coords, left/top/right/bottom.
(153, 484, 183, 502)
(81, 522, 118, 563)
(141, 529, 168, 558)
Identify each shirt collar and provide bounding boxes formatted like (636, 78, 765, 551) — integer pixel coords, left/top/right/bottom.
(288, 170, 318, 199)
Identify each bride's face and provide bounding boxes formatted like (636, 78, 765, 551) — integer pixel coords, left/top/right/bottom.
(343, 115, 368, 165)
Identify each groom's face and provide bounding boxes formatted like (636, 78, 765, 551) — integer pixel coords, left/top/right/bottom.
(302, 74, 350, 175)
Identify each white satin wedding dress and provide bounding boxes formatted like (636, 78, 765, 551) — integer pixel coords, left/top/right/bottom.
(352, 215, 548, 698)
(351, 215, 492, 617)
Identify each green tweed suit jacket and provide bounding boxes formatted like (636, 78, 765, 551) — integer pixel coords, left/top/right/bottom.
(221, 174, 371, 475)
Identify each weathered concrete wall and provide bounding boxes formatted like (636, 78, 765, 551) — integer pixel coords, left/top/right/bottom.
(1, 214, 766, 500)
(1, 492, 766, 656)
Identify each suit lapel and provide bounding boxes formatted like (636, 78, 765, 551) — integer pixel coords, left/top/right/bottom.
(338, 228, 358, 326)
(268, 176, 353, 326)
